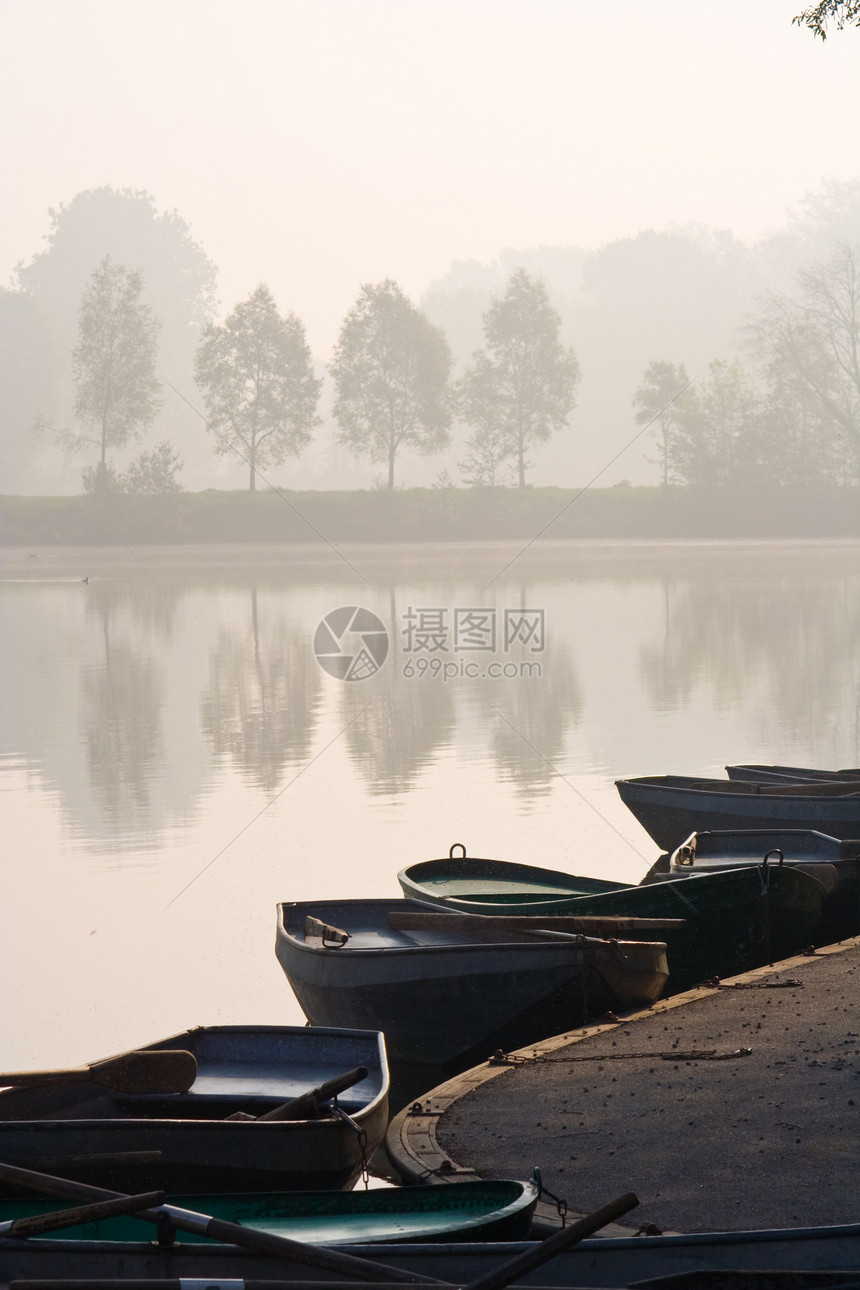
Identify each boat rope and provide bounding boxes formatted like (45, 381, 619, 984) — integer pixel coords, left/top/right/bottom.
(700, 975, 806, 990)
(535, 1178, 569, 1225)
(665, 883, 699, 912)
(488, 1046, 753, 1064)
(411, 1157, 482, 1182)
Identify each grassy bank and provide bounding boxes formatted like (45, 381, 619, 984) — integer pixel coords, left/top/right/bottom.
(1, 484, 858, 546)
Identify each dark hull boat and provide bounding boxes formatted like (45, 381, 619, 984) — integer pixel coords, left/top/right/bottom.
(3, 1223, 860, 1283)
(726, 763, 860, 784)
(615, 773, 860, 851)
(669, 829, 860, 943)
(0, 1176, 540, 1246)
(275, 899, 669, 1070)
(0, 1025, 389, 1197)
(397, 858, 828, 995)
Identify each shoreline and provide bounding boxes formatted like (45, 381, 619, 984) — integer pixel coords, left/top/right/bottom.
(3, 536, 860, 580)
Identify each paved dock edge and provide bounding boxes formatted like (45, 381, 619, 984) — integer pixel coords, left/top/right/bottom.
(384, 936, 860, 1234)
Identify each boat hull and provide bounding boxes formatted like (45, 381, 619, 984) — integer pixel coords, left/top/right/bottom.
(668, 829, 860, 943)
(0, 1177, 539, 1245)
(3, 1224, 859, 1282)
(397, 865, 828, 996)
(398, 850, 627, 912)
(616, 774, 860, 850)
(0, 1025, 389, 1197)
(726, 763, 860, 784)
(275, 899, 669, 1069)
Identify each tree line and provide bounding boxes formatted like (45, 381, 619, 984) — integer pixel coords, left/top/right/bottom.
(42, 258, 581, 495)
(2, 184, 858, 497)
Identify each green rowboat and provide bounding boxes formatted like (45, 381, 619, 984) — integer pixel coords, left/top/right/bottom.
(398, 844, 630, 916)
(0, 1177, 540, 1245)
(398, 848, 828, 995)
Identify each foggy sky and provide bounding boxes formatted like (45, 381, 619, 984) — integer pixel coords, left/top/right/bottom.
(1, 0, 858, 352)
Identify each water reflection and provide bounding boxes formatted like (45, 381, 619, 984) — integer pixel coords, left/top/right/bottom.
(81, 628, 163, 815)
(342, 660, 457, 796)
(201, 586, 323, 792)
(638, 572, 860, 741)
(482, 640, 583, 797)
(3, 544, 858, 862)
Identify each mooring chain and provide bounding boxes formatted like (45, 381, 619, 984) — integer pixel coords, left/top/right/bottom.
(536, 1178, 569, 1225)
(332, 1104, 370, 1189)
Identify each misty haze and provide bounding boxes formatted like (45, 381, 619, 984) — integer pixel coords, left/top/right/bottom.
(0, 0, 858, 1242)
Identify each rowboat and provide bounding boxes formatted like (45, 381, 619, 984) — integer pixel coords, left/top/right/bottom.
(396, 856, 829, 995)
(2, 1222, 859, 1283)
(726, 763, 860, 784)
(669, 829, 860, 942)
(0, 1025, 389, 1196)
(0, 1176, 540, 1245)
(615, 773, 860, 850)
(275, 899, 669, 1069)
(399, 844, 632, 917)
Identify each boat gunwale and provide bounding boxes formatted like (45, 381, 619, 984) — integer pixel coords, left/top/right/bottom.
(276, 902, 668, 961)
(0, 1177, 541, 1246)
(0, 1024, 390, 1129)
(616, 774, 860, 801)
(4, 1217, 859, 1258)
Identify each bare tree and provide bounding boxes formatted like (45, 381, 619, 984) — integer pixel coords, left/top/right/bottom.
(747, 242, 860, 476)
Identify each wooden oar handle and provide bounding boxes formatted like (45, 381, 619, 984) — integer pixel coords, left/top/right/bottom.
(462, 1191, 639, 1290)
(246, 1065, 370, 1122)
(388, 911, 683, 939)
(7, 1282, 433, 1289)
(3, 1189, 165, 1238)
(0, 1160, 444, 1285)
(14, 1151, 163, 1172)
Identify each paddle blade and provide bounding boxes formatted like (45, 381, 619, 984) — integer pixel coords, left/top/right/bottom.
(87, 1049, 198, 1094)
(0, 1049, 198, 1095)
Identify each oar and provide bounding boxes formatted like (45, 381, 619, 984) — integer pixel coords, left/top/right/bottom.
(0, 1161, 446, 1285)
(0, 1190, 164, 1239)
(225, 1065, 369, 1122)
(0, 1049, 198, 1095)
(7, 1282, 435, 1290)
(9, 1151, 162, 1173)
(389, 911, 684, 937)
(461, 1191, 639, 1290)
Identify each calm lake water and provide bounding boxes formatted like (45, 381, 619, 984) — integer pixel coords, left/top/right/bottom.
(2, 539, 859, 1076)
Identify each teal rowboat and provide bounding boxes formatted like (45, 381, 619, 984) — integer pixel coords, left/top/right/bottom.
(0, 1177, 540, 1246)
(398, 844, 631, 917)
(397, 851, 828, 995)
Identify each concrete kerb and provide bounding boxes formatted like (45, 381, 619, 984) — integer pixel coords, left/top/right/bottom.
(384, 936, 860, 1234)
